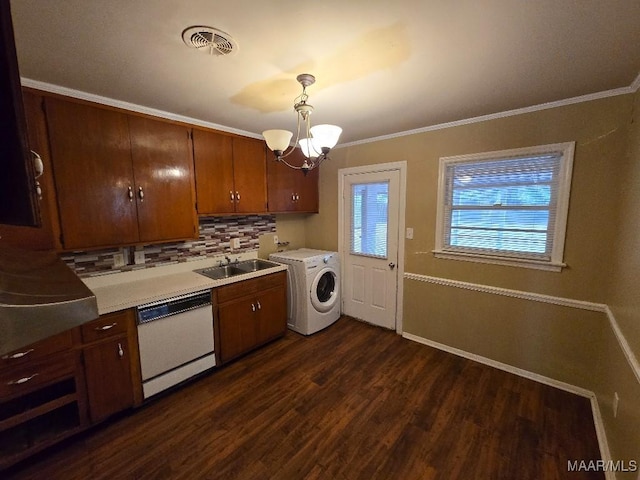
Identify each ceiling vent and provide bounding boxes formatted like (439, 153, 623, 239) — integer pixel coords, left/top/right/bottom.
(182, 26, 238, 56)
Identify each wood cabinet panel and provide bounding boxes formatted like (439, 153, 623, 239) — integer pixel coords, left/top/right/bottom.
(83, 338, 134, 423)
(255, 285, 287, 344)
(232, 137, 267, 214)
(0, 1, 39, 227)
(45, 97, 139, 249)
(192, 130, 267, 215)
(215, 272, 287, 364)
(128, 116, 196, 242)
(0, 90, 61, 250)
(82, 309, 140, 423)
(1, 329, 73, 369)
(80, 311, 130, 343)
(267, 148, 318, 213)
(218, 297, 259, 363)
(0, 352, 77, 399)
(193, 129, 235, 214)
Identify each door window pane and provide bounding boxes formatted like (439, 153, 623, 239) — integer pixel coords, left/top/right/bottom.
(351, 182, 389, 258)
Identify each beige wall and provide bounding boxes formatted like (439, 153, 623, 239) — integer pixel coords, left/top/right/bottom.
(598, 87, 640, 477)
(302, 92, 639, 474)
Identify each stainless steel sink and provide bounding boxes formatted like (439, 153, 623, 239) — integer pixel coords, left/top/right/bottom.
(235, 259, 279, 273)
(195, 259, 279, 280)
(195, 265, 245, 280)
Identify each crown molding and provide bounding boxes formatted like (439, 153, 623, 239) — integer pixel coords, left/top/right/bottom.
(338, 82, 638, 149)
(20, 78, 261, 140)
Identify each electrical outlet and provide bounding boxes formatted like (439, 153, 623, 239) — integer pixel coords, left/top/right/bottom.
(134, 251, 145, 265)
(231, 238, 241, 249)
(113, 253, 125, 268)
(406, 227, 414, 240)
(273, 235, 279, 245)
(613, 392, 619, 418)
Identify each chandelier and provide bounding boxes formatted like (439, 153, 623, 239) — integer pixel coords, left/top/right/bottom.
(262, 74, 342, 175)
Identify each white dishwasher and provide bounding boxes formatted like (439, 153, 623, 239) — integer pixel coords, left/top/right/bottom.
(137, 290, 215, 399)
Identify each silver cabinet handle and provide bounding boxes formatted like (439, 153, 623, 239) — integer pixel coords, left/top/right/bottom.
(95, 322, 117, 331)
(128, 186, 134, 201)
(389, 262, 396, 270)
(118, 342, 124, 358)
(138, 186, 144, 201)
(256, 300, 261, 310)
(7, 373, 39, 386)
(251, 303, 256, 312)
(235, 191, 240, 202)
(230, 191, 235, 202)
(2, 348, 34, 360)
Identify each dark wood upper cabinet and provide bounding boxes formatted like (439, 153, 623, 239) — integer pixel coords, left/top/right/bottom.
(193, 130, 267, 215)
(266, 148, 319, 213)
(128, 116, 197, 243)
(0, 0, 40, 226)
(45, 97, 197, 250)
(45, 97, 140, 249)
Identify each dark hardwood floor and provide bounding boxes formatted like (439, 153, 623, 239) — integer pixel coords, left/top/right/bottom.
(5, 317, 603, 480)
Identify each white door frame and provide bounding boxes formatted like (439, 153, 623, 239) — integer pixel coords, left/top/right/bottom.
(338, 161, 407, 334)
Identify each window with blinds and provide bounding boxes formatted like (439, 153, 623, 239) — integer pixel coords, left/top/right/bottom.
(434, 142, 575, 271)
(351, 182, 389, 258)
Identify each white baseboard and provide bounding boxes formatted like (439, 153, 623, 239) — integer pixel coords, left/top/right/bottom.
(402, 332, 613, 478)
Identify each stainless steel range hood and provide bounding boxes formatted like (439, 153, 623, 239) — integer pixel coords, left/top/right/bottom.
(0, 247, 98, 356)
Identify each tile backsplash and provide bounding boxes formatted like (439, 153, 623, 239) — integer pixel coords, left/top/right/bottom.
(62, 215, 276, 277)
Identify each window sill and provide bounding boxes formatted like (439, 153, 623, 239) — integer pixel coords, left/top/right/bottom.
(432, 250, 566, 272)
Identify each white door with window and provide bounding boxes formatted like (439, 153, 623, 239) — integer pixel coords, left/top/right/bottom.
(340, 164, 405, 331)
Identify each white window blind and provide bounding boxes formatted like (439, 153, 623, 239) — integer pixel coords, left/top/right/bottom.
(435, 143, 574, 271)
(351, 182, 389, 258)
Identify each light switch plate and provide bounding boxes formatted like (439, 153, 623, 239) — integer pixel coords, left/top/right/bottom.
(231, 238, 241, 249)
(273, 235, 279, 245)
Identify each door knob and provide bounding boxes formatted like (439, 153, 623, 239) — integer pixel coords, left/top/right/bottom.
(389, 262, 396, 270)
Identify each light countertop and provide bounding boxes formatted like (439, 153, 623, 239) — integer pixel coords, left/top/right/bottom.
(82, 252, 287, 315)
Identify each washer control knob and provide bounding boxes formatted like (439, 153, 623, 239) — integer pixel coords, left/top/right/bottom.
(323, 256, 330, 264)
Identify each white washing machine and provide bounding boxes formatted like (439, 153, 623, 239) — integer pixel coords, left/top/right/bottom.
(269, 249, 341, 335)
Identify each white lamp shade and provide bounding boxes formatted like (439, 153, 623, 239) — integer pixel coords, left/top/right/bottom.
(262, 129, 293, 152)
(310, 124, 342, 149)
(299, 138, 317, 158)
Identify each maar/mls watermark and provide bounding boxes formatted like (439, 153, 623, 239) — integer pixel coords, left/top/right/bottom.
(568, 460, 637, 473)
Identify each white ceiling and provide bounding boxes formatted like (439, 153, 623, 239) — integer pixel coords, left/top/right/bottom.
(10, 0, 640, 145)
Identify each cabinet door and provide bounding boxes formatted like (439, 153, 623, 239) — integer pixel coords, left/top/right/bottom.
(256, 285, 287, 345)
(0, 90, 60, 249)
(128, 116, 197, 242)
(45, 98, 138, 249)
(83, 336, 134, 423)
(193, 129, 235, 214)
(0, 1, 40, 227)
(232, 137, 267, 214)
(267, 148, 318, 213)
(218, 297, 259, 363)
(296, 166, 319, 213)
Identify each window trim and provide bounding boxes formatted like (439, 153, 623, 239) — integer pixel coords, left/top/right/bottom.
(433, 142, 575, 272)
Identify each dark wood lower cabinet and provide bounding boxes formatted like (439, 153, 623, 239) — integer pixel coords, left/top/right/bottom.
(215, 271, 287, 364)
(0, 332, 87, 470)
(0, 309, 142, 470)
(1, 274, 286, 470)
(83, 337, 135, 423)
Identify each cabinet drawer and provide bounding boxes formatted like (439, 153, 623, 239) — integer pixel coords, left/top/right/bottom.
(0, 330, 74, 369)
(0, 352, 77, 399)
(81, 310, 131, 343)
(216, 271, 286, 304)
